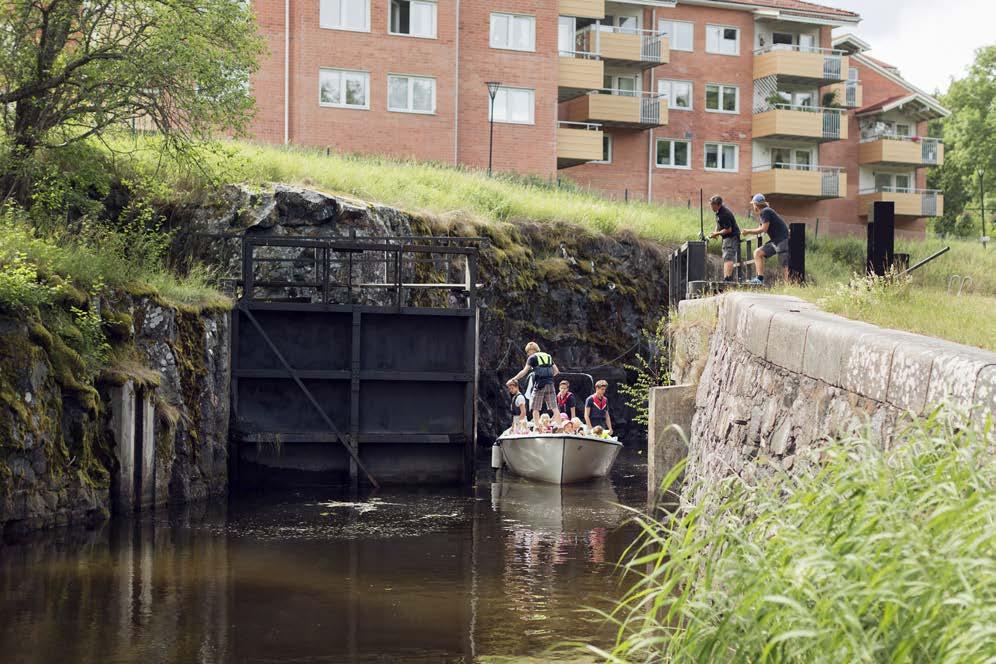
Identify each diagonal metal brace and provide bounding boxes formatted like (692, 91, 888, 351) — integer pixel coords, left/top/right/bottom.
(239, 303, 380, 489)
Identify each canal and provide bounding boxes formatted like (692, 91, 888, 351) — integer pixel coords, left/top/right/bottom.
(0, 449, 646, 663)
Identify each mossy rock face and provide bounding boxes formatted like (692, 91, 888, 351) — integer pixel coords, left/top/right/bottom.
(102, 310, 134, 342)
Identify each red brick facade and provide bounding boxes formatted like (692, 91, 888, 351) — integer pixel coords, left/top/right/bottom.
(248, 0, 943, 238)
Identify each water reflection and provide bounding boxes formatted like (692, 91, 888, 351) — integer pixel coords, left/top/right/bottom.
(0, 453, 645, 663)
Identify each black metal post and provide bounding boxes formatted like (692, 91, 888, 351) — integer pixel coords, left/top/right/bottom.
(486, 81, 501, 176)
(980, 169, 988, 248)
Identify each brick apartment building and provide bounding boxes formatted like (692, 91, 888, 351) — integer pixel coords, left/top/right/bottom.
(249, 0, 948, 238)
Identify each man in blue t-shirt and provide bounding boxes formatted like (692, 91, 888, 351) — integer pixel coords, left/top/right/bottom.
(742, 194, 790, 284)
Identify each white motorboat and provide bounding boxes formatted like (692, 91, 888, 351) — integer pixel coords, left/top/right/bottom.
(495, 432, 623, 484)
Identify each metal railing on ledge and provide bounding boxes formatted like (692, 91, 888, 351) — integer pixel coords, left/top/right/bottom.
(859, 133, 941, 144)
(752, 163, 844, 174)
(557, 120, 602, 131)
(859, 186, 941, 195)
(558, 49, 599, 60)
(753, 44, 845, 56)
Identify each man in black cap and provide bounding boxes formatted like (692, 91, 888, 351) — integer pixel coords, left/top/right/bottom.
(742, 193, 790, 284)
(707, 195, 741, 282)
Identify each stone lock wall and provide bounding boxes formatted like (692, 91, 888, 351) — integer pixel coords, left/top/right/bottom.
(649, 293, 996, 502)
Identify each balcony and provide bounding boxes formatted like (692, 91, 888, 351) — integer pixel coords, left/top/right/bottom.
(558, 53, 604, 101)
(752, 164, 847, 200)
(858, 188, 944, 218)
(563, 89, 666, 129)
(859, 135, 944, 167)
(753, 104, 848, 142)
(825, 80, 863, 108)
(557, 121, 604, 169)
(754, 45, 849, 85)
(559, 0, 605, 19)
(575, 25, 668, 69)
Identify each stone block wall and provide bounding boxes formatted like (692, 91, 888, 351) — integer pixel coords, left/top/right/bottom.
(654, 293, 995, 492)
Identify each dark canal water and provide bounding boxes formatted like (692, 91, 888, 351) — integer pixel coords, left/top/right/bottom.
(0, 449, 647, 663)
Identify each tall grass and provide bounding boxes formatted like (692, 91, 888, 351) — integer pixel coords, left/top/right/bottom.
(593, 407, 995, 663)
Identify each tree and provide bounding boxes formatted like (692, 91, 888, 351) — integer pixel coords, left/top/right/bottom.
(930, 45, 996, 236)
(0, 0, 264, 204)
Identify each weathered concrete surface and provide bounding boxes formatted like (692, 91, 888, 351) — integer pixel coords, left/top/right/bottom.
(109, 381, 137, 513)
(652, 292, 995, 493)
(647, 384, 696, 508)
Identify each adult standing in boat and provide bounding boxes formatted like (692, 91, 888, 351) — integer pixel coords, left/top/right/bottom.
(584, 380, 613, 435)
(556, 380, 577, 420)
(506, 379, 527, 431)
(509, 341, 560, 425)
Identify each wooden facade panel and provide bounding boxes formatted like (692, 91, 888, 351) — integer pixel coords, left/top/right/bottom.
(858, 139, 945, 167)
(557, 127, 603, 161)
(754, 51, 848, 83)
(558, 57, 603, 91)
(569, 94, 641, 124)
(752, 109, 822, 140)
(559, 0, 605, 19)
(600, 32, 642, 63)
(859, 192, 945, 217)
(752, 170, 846, 199)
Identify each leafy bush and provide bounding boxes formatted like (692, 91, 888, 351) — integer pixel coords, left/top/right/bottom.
(592, 406, 996, 663)
(0, 252, 57, 312)
(619, 317, 671, 427)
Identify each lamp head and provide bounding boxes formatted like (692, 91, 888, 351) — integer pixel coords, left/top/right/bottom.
(486, 81, 502, 99)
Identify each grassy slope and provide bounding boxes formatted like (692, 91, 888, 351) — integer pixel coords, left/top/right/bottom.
(114, 138, 995, 347)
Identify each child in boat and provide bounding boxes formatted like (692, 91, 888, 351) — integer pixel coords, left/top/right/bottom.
(537, 413, 552, 433)
(571, 417, 585, 435)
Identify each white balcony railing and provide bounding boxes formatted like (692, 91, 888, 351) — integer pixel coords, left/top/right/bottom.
(588, 89, 664, 124)
(760, 103, 845, 140)
(754, 44, 846, 80)
(845, 80, 860, 107)
(859, 133, 943, 165)
(754, 163, 844, 197)
(861, 187, 942, 216)
(575, 25, 666, 63)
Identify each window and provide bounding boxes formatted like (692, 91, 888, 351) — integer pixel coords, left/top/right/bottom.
(605, 74, 639, 96)
(656, 139, 691, 169)
(706, 25, 740, 55)
(658, 79, 692, 110)
(388, 75, 435, 113)
(895, 123, 912, 137)
(848, 67, 860, 82)
(658, 19, 693, 51)
(875, 172, 913, 192)
(490, 13, 535, 51)
(320, 0, 369, 31)
(705, 84, 739, 113)
(593, 135, 612, 164)
(704, 142, 738, 172)
(319, 68, 369, 109)
(771, 146, 813, 169)
(558, 16, 575, 55)
(390, 0, 436, 38)
(489, 87, 534, 124)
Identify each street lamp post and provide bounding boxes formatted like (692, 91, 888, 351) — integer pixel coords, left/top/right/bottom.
(486, 81, 501, 176)
(979, 168, 988, 249)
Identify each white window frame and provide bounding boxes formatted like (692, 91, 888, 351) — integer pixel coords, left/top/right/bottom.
(489, 12, 536, 52)
(658, 79, 693, 111)
(658, 19, 694, 52)
(655, 138, 691, 170)
(489, 86, 535, 125)
(705, 83, 739, 114)
(593, 134, 612, 164)
(874, 171, 915, 192)
(320, 0, 370, 32)
(770, 145, 815, 169)
(318, 68, 370, 110)
(704, 142, 739, 172)
(387, 74, 436, 114)
(706, 24, 740, 56)
(388, 0, 437, 39)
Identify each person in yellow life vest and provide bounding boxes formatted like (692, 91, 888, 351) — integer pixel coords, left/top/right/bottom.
(508, 341, 560, 426)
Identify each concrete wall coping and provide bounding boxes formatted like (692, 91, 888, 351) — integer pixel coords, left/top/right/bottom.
(705, 292, 996, 418)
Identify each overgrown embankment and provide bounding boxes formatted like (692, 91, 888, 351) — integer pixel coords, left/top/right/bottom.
(0, 213, 230, 535)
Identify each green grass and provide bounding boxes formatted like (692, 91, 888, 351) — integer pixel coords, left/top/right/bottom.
(591, 406, 995, 663)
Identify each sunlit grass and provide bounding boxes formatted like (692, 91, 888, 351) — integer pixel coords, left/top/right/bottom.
(591, 406, 996, 663)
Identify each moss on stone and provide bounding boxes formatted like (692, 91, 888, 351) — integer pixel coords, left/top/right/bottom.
(102, 310, 134, 342)
(172, 312, 207, 447)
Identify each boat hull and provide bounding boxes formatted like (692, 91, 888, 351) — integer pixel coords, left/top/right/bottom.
(497, 434, 622, 484)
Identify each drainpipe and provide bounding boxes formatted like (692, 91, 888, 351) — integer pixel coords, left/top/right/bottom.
(647, 8, 656, 203)
(283, 0, 289, 144)
(454, 0, 461, 165)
